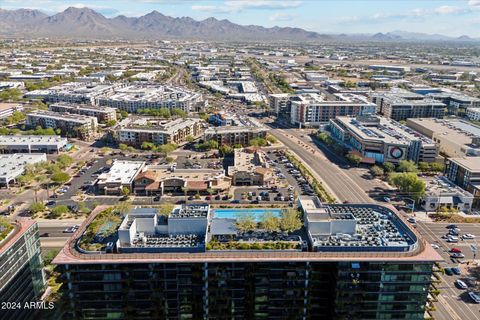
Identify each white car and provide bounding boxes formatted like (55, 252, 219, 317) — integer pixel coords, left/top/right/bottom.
(431, 244, 440, 249)
(455, 279, 468, 289)
(447, 236, 459, 243)
(462, 234, 476, 240)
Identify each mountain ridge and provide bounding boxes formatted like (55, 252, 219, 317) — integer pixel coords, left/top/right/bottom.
(0, 7, 477, 42)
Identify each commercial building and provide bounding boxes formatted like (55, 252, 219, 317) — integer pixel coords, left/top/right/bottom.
(25, 82, 120, 104)
(422, 176, 474, 212)
(0, 135, 68, 154)
(49, 103, 117, 123)
(0, 153, 47, 188)
(53, 202, 440, 320)
(26, 111, 98, 141)
(204, 117, 268, 146)
(116, 117, 205, 147)
(290, 93, 376, 127)
(96, 85, 203, 113)
(407, 118, 480, 157)
(373, 93, 446, 121)
(133, 165, 231, 196)
(227, 148, 275, 186)
(0, 219, 46, 320)
(96, 160, 145, 195)
(445, 157, 480, 207)
(0, 103, 23, 120)
(329, 116, 438, 164)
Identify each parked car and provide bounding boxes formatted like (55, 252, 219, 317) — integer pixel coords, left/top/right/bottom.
(446, 224, 458, 229)
(455, 279, 468, 289)
(444, 267, 453, 276)
(407, 218, 416, 223)
(462, 234, 476, 240)
(468, 291, 480, 304)
(452, 267, 461, 275)
(431, 244, 439, 249)
(447, 236, 459, 243)
(450, 248, 462, 253)
(451, 253, 465, 259)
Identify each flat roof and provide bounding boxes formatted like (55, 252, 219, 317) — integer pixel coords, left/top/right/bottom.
(335, 116, 434, 145)
(0, 103, 21, 111)
(97, 160, 145, 185)
(0, 135, 68, 145)
(0, 153, 47, 178)
(449, 157, 480, 172)
(52, 205, 443, 265)
(0, 219, 35, 255)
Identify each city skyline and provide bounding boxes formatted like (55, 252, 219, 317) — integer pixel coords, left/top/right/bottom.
(1, 0, 480, 37)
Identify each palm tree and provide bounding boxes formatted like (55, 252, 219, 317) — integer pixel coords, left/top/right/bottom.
(181, 186, 189, 203)
(206, 188, 215, 204)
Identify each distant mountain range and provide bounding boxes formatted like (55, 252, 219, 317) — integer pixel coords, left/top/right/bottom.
(0, 7, 477, 42)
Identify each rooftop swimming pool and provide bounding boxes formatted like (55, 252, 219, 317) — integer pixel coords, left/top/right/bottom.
(212, 208, 282, 221)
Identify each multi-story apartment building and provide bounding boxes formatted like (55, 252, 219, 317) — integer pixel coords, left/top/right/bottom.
(204, 117, 268, 146)
(445, 157, 480, 207)
(53, 201, 440, 320)
(466, 107, 480, 121)
(0, 135, 68, 154)
(116, 117, 205, 147)
(373, 93, 446, 121)
(407, 118, 480, 157)
(290, 93, 376, 127)
(49, 103, 117, 123)
(329, 115, 438, 164)
(269, 93, 290, 117)
(0, 219, 46, 320)
(96, 85, 203, 113)
(26, 111, 98, 141)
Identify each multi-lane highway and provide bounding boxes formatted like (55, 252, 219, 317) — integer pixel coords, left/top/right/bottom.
(268, 124, 480, 320)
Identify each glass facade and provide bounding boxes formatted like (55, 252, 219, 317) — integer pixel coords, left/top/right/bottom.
(62, 260, 433, 320)
(0, 222, 46, 320)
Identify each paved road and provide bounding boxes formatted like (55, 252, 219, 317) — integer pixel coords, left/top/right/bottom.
(268, 124, 480, 319)
(270, 128, 375, 203)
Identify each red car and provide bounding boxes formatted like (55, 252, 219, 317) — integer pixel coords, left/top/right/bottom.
(450, 248, 462, 253)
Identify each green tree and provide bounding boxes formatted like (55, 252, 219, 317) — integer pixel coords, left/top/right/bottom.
(249, 137, 268, 147)
(235, 213, 257, 233)
(50, 205, 69, 218)
(141, 142, 155, 150)
(397, 160, 418, 173)
(383, 162, 395, 173)
(266, 135, 277, 144)
(186, 135, 195, 143)
(207, 140, 219, 150)
(121, 186, 130, 197)
(389, 172, 426, 201)
(159, 202, 174, 216)
(346, 152, 362, 166)
(279, 209, 302, 232)
(105, 119, 117, 127)
(30, 202, 46, 213)
(418, 162, 430, 172)
(370, 165, 384, 177)
(260, 212, 280, 232)
(219, 144, 233, 156)
(119, 143, 129, 151)
(0, 88, 23, 101)
(42, 248, 60, 266)
(51, 171, 70, 185)
(429, 162, 445, 173)
(56, 154, 73, 169)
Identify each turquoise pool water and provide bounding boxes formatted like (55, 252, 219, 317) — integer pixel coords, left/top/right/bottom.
(212, 208, 282, 221)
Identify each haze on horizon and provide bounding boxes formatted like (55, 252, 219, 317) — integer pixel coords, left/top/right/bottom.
(1, 0, 480, 38)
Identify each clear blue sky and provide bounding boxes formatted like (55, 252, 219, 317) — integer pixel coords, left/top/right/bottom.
(2, 0, 480, 37)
